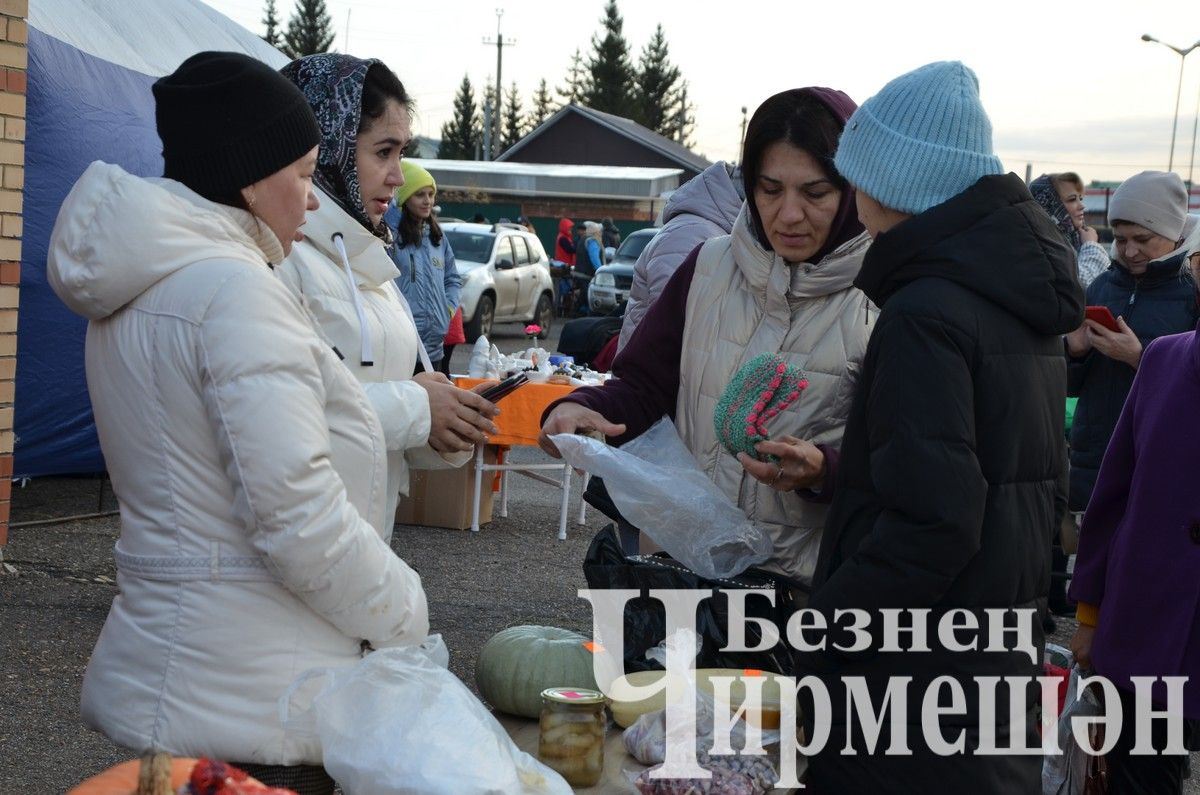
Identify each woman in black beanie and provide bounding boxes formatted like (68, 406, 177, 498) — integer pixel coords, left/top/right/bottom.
(47, 51, 432, 795)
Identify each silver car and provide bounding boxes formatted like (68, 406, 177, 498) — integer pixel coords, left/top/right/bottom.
(443, 223, 557, 342)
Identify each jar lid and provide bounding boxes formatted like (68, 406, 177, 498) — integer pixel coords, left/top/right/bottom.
(541, 687, 605, 705)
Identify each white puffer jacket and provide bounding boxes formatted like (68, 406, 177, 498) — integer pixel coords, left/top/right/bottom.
(47, 162, 429, 765)
(278, 188, 466, 528)
(676, 206, 875, 584)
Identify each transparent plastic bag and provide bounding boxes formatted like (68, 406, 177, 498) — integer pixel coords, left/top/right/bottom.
(1042, 665, 1106, 795)
(552, 418, 772, 579)
(283, 640, 571, 795)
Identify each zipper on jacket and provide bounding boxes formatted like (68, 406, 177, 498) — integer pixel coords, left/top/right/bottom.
(410, 252, 416, 284)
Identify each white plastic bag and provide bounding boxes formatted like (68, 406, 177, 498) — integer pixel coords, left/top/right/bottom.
(551, 417, 772, 579)
(285, 642, 572, 795)
(1042, 665, 1105, 795)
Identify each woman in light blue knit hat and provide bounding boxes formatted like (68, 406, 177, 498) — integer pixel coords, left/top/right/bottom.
(794, 61, 1084, 793)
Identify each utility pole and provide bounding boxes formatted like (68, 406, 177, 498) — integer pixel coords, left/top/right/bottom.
(483, 9, 515, 159)
(482, 96, 493, 162)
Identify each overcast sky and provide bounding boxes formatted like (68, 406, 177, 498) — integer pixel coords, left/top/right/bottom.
(201, 0, 1200, 184)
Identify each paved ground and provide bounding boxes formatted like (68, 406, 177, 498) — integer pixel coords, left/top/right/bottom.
(1, 319, 1195, 792)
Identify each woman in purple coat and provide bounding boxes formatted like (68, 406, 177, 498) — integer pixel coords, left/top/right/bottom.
(1070, 230, 1200, 795)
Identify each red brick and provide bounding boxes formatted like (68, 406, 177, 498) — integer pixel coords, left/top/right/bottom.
(0, 260, 17, 284)
(0, 454, 11, 477)
(6, 68, 24, 94)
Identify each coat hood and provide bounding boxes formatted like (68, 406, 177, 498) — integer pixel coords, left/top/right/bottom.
(729, 203, 869, 300)
(662, 161, 743, 233)
(558, 218, 574, 235)
(855, 173, 1084, 336)
(48, 161, 283, 320)
(296, 185, 400, 289)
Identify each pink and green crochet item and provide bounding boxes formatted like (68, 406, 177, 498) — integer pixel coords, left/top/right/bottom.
(714, 352, 809, 460)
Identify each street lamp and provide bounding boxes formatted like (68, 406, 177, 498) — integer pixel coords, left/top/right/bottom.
(1140, 34, 1200, 173)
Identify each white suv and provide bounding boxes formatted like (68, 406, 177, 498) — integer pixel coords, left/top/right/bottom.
(442, 223, 556, 342)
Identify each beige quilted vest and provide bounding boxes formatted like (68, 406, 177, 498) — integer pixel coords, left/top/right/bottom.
(675, 206, 875, 583)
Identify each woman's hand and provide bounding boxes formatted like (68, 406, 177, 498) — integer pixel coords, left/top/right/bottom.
(1080, 225, 1099, 244)
(1065, 322, 1092, 358)
(1087, 316, 1142, 369)
(737, 435, 826, 491)
(1070, 624, 1096, 671)
(413, 371, 500, 453)
(538, 402, 626, 458)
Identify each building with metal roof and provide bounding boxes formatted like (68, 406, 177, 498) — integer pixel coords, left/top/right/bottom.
(495, 104, 712, 183)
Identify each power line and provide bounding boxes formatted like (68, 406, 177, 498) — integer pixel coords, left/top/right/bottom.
(996, 153, 1171, 169)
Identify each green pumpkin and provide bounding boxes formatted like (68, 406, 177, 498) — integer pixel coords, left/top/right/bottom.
(475, 625, 598, 717)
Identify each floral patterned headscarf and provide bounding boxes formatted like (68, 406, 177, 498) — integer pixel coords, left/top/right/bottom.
(280, 53, 387, 239)
(1029, 174, 1083, 252)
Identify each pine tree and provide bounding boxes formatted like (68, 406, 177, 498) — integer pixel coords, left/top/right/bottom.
(581, 0, 636, 116)
(527, 78, 556, 131)
(557, 49, 586, 106)
(261, 0, 283, 48)
(500, 82, 525, 154)
(667, 81, 696, 148)
(438, 75, 481, 160)
(480, 79, 496, 158)
(282, 0, 335, 59)
(632, 24, 681, 137)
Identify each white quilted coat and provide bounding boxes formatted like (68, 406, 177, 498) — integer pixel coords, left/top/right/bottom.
(676, 206, 876, 584)
(47, 162, 429, 765)
(278, 188, 467, 530)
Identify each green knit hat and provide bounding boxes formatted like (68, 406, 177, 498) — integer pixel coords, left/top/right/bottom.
(714, 353, 809, 460)
(395, 160, 436, 207)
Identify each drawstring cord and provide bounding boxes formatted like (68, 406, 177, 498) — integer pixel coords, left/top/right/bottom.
(331, 232, 374, 367)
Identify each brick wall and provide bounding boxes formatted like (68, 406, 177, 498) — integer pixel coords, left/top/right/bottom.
(0, 0, 25, 554)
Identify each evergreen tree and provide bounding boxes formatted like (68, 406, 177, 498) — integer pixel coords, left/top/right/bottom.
(528, 78, 556, 130)
(500, 82, 525, 154)
(632, 24, 681, 137)
(557, 49, 586, 106)
(667, 81, 696, 148)
(261, 0, 283, 48)
(282, 0, 335, 59)
(438, 74, 481, 160)
(480, 79, 496, 158)
(581, 0, 636, 115)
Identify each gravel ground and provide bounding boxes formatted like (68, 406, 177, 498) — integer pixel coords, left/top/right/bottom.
(1, 320, 1195, 792)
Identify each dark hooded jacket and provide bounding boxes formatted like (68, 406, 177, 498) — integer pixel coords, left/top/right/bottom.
(798, 174, 1084, 794)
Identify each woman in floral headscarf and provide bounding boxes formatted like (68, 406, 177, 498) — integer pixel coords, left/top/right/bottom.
(278, 54, 498, 527)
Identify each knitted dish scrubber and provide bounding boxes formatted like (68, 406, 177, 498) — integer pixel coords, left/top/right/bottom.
(714, 352, 809, 460)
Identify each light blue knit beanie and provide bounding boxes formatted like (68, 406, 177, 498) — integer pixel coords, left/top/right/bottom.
(834, 61, 1005, 215)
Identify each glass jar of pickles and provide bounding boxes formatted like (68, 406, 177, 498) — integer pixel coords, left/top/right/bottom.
(537, 687, 606, 786)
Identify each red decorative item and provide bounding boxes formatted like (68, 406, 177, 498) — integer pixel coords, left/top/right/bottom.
(444, 307, 466, 346)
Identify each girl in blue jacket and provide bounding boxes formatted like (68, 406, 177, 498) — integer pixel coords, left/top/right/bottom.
(386, 161, 462, 372)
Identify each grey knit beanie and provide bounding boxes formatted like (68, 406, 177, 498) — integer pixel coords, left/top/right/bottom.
(1107, 171, 1188, 242)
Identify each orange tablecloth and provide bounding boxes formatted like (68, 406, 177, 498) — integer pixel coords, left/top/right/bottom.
(456, 377, 576, 447)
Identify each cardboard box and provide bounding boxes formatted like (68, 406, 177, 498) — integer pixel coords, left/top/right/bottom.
(395, 446, 498, 530)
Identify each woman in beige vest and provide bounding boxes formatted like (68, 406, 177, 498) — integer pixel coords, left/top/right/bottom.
(540, 88, 875, 585)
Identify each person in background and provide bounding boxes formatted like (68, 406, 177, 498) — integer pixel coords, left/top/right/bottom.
(471, 211, 489, 223)
(1029, 171, 1113, 627)
(1069, 240, 1200, 795)
(601, 216, 621, 249)
(554, 217, 576, 267)
(385, 160, 462, 372)
(571, 221, 605, 316)
(1030, 171, 1109, 287)
(518, 215, 536, 234)
(799, 61, 1083, 792)
(47, 52, 430, 795)
(540, 87, 875, 587)
(278, 53, 497, 529)
(617, 160, 745, 352)
(1065, 171, 1198, 561)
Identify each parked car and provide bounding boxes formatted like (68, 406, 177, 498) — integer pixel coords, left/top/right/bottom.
(443, 222, 556, 342)
(587, 227, 657, 314)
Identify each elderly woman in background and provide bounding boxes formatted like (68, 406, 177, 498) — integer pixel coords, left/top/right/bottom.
(1030, 171, 1110, 287)
(540, 87, 875, 587)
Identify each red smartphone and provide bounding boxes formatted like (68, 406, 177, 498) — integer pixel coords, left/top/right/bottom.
(1085, 306, 1121, 332)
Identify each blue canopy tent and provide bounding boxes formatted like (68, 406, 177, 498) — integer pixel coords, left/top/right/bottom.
(18, 0, 286, 477)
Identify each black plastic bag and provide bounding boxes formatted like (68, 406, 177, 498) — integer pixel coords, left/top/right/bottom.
(582, 523, 801, 675)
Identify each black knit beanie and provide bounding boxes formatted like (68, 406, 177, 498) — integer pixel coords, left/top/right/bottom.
(153, 51, 320, 201)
